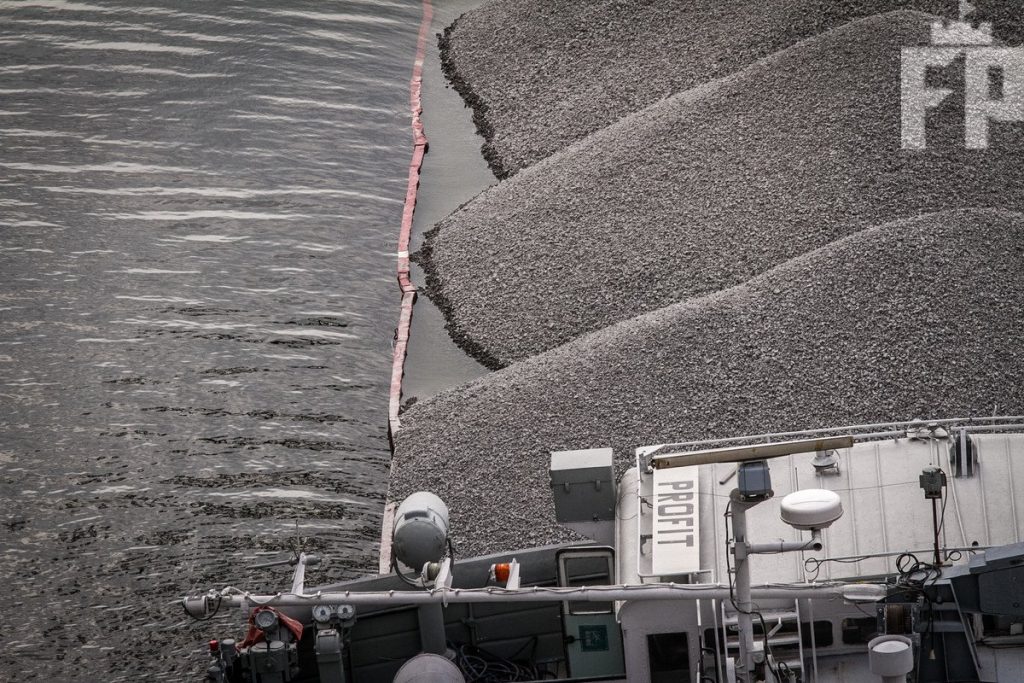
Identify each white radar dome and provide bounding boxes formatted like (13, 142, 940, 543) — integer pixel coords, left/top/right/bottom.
(392, 491, 449, 571)
(780, 488, 843, 530)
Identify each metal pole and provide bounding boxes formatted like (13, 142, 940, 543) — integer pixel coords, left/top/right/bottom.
(417, 604, 446, 655)
(748, 537, 820, 555)
(931, 497, 942, 567)
(730, 499, 756, 683)
(185, 583, 864, 616)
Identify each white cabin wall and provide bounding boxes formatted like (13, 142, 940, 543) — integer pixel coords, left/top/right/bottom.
(619, 601, 702, 682)
(694, 435, 1024, 586)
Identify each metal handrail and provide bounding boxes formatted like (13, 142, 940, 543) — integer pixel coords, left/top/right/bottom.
(184, 581, 871, 615)
(644, 416, 1024, 459)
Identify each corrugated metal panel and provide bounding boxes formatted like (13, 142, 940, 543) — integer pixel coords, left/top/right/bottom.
(693, 434, 1024, 586)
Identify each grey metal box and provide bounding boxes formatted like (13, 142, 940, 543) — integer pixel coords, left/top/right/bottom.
(550, 448, 615, 523)
(738, 460, 772, 498)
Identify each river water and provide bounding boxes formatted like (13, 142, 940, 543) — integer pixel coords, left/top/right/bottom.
(0, 0, 421, 679)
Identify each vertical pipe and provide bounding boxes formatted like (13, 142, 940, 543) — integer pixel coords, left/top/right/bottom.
(794, 598, 804, 681)
(417, 603, 446, 655)
(808, 597, 820, 683)
(713, 599, 725, 683)
(731, 502, 756, 681)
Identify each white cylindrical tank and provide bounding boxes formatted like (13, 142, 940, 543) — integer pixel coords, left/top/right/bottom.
(868, 634, 914, 683)
(393, 653, 464, 683)
(392, 492, 449, 572)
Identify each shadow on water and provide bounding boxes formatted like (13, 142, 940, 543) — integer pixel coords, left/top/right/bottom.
(0, 0, 425, 679)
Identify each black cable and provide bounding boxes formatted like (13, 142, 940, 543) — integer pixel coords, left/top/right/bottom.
(450, 640, 538, 682)
(803, 555, 867, 582)
(391, 555, 424, 588)
(935, 480, 949, 537)
(183, 594, 222, 622)
(894, 551, 944, 658)
(895, 551, 919, 576)
(895, 552, 942, 586)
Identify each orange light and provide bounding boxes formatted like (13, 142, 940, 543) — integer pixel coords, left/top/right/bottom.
(493, 563, 511, 583)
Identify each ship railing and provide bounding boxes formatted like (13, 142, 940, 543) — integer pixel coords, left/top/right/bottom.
(182, 580, 884, 617)
(643, 415, 1024, 461)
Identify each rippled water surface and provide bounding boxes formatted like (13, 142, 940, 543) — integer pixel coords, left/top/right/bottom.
(0, 0, 419, 678)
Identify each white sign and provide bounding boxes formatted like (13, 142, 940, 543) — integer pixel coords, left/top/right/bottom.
(652, 465, 700, 576)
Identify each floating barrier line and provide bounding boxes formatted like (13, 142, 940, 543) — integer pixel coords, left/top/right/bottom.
(381, 0, 433, 574)
(388, 0, 432, 437)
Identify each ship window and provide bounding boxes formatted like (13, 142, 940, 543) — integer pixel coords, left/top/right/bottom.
(557, 549, 614, 615)
(979, 614, 1024, 639)
(648, 632, 691, 683)
(802, 620, 834, 648)
(704, 620, 833, 654)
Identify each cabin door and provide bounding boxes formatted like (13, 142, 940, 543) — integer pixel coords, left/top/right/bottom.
(557, 548, 626, 678)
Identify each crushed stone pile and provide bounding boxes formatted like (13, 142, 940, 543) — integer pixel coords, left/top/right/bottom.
(423, 10, 1024, 369)
(394, 209, 1024, 555)
(441, 0, 1020, 176)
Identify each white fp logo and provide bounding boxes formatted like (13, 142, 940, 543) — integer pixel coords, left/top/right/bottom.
(901, 2, 1024, 149)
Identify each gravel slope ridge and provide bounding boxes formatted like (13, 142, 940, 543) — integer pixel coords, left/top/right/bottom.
(396, 209, 1024, 555)
(424, 10, 1024, 368)
(441, 0, 1021, 176)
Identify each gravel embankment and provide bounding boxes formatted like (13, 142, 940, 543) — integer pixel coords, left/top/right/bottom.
(395, 209, 1024, 555)
(440, 0, 1024, 177)
(423, 10, 1024, 368)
